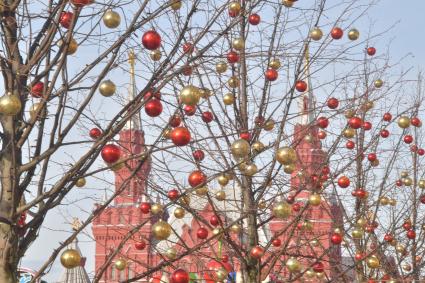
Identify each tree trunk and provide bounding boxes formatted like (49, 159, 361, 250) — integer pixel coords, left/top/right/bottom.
(0, 223, 18, 283)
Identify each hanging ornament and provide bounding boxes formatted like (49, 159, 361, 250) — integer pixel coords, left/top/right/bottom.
(232, 38, 245, 50)
(115, 258, 127, 271)
(31, 82, 45, 98)
(99, 80, 116, 97)
(101, 144, 121, 163)
(60, 249, 81, 269)
(223, 93, 234, 105)
(134, 240, 146, 250)
(217, 175, 229, 186)
(152, 220, 172, 240)
(250, 246, 264, 259)
(193, 149, 205, 161)
(398, 116, 410, 128)
(272, 201, 291, 219)
(348, 117, 363, 129)
(170, 0, 182, 10)
(310, 27, 323, 41)
(244, 163, 258, 176)
(282, 0, 295, 7)
(249, 13, 261, 25)
(337, 176, 350, 188)
(367, 47, 376, 56)
(169, 115, 181, 127)
(182, 42, 194, 54)
(286, 258, 301, 273)
(317, 117, 329, 128)
(374, 79, 383, 88)
(75, 178, 86, 188)
(174, 207, 185, 219)
(295, 80, 307, 92)
(265, 69, 278, 81)
(276, 146, 297, 165)
(188, 170, 207, 187)
(252, 141, 265, 153)
(58, 37, 78, 55)
(231, 139, 250, 158)
(71, 0, 92, 7)
(184, 105, 196, 116)
(197, 227, 209, 239)
(89, 128, 102, 139)
(348, 28, 360, 40)
(103, 9, 121, 29)
(171, 127, 191, 146)
(227, 51, 239, 64)
(308, 193, 321, 206)
(331, 232, 343, 245)
(170, 269, 190, 283)
(142, 30, 161, 50)
(0, 93, 22, 116)
(228, 2, 241, 16)
(145, 99, 163, 117)
(60, 11, 74, 29)
(331, 27, 343, 39)
(366, 256, 380, 269)
(195, 186, 208, 196)
(269, 59, 281, 70)
(327, 97, 339, 109)
(180, 85, 201, 106)
(343, 128, 355, 138)
(151, 203, 163, 214)
(201, 111, 214, 123)
(139, 202, 151, 214)
(216, 61, 228, 73)
(150, 49, 162, 61)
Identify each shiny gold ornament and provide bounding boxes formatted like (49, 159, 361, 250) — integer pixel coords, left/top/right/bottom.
(366, 256, 380, 269)
(232, 38, 245, 50)
(0, 94, 22, 116)
(99, 80, 116, 97)
(308, 193, 321, 206)
(304, 135, 313, 143)
(356, 218, 367, 228)
(351, 228, 364, 239)
(215, 268, 228, 281)
(334, 228, 342, 234)
(286, 257, 301, 273)
(316, 272, 325, 279)
(344, 109, 356, 119)
(230, 224, 241, 234)
(269, 59, 281, 70)
(419, 179, 425, 189)
(215, 190, 226, 201)
(374, 79, 383, 88)
(195, 186, 208, 196)
(216, 61, 228, 73)
(165, 247, 177, 259)
(103, 9, 121, 29)
(276, 146, 297, 165)
(371, 159, 379, 167)
(174, 207, 185, 219)
(282, 0, 294, 7)
(305, 269, 315, 279)
(58, 38, 78, 55)
(115, 258, 127, 271)
(29, 102, 44, 120)
(223, 93, 234, 105)
(151, 203, 163, 215)
(228, 2, 241, 14)
(217, 175, 229, 186)
(231, 139, 250, 158)
(396, 244, 406, 254)
(310, 27, 323, 41)
(75, 178, 86, 188)
(170, 0, 182, 10)
(379, 197, 389, 206)
(310, 239, 319, 247)
(238, 161, 248, 172)
(401, 171, 409, 178)
(163, 128, 172, 139)
(389, 199, 396, 206)
(403, 177, 413, 186)
(180, 85, 201, 106)
(403, 264, 412, 272)
(348, 28, 360, 40)
(343, 128, 355, 138)
(152, 220, 172, 240)
(398, 116, 411, 128)
(244, 163, 258, 176)
(228, 76, 240, 88)
(272, 201, 291, 219)
(264, 119, 275, 131)
(60, 249, 81, 269)
(258, 199, 267, 209)
(212, 228, 222, 236)
(252, 141, 265, 153)
(283, 163, 296, 174)
(150, 49, 162, 61)
(302, 220, 313, 231)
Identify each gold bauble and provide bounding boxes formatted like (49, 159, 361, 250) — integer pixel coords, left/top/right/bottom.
(228, 76, 240, 88)
(282, 0, 294, 7)
(238, 161, 248, 171)
(228, 1, 241, 13)
(401, 171, 409, 178)
(348, 28, 360, 40)
(396, 244, 406, 253)
(356, 218, 367, 228)
(231, 139, 250, 158)
(180, 85, 201, 106)
(179, 195, 190, 206)
(343, 128, 355, 138)
(269, 59, 281, 70)
(344, 109, 355, 119)
(310, 27, 323, 41)
(366, 256, 380, 269)
(403, 264, 412, 272)
(223, 93, 234, 105)
(283, 163, 296, 174)
(364, 101, 374, 111)
(174, 207, 185, 219)
(212, 228, 222, 236)
(150, 49, 162, 61)
(115, 258, 127, 271)
(389, 199, 397, 206)
(403, 177, 413, 186)
(152, 220, 172, 240)
(305, 269, 315, 279)
(103, 9, 121, 29)
(419, 179, 425, 189)
(216, 61, 228, 73)
(195, 186, 208, 196)
(334, 228, 342, 234)
(304, 135, 313, 143)
(29, 102, 44, 120)
(316, 272, 325, 279)
(60, 38, 78, 55)
(215, 190, 226, 201)
(286, 257, 301, 273)
(99, 80, 116, 97)
(151, 203, 163, 215)
(308, 193, 321, 206)
(244, 163, 258, 176)
(352, 228, 364, 239)
(379, 197, 389, 206)
(252, 141, 265, 153)
(264, 119, 275, 131)
(398, 116, 410, 129)
(371, 159, 379, 167)
(276, 146, 297, 165)
(165, 247, 177, 260)
(374, 79, 383, 88)
(310, 239, 319, 247)
(230, 224, 241, 234)
(272, 201, 291, 219)
(258, 199, 267, 210)
(75, 178, 86, 188)
(0, 94, 22, 116)
(60, 249, 81, 269)
(170, 0, 182, 10)
(215, 268, 228, 281)
(232, 38, 245, 50)
(217, 175, 229, 186)
(302, 220, 313, 231)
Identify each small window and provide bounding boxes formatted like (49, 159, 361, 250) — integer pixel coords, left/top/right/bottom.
(111, 266, 116, 280)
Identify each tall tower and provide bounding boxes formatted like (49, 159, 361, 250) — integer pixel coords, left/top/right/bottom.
(92, 50, 153, 283)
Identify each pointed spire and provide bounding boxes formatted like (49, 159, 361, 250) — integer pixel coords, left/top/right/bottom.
(124, 49, 142, 130)
(298, 44, 315, 125)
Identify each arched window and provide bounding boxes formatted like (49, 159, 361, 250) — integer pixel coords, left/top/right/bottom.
(128, 263, 133, 280)
(119, 269, 125, 281)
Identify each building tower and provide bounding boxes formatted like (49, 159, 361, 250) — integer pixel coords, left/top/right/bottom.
(92, 51, 153, 283)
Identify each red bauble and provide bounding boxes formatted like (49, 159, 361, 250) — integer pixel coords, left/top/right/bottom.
(355, 188, 367, 199)
(227, 51, 239, 64)
(404, 135, 413, 144)
(182, 42, 194, 54)
(31, 82, 45, 98)
(327, 97, 339, 109)
(265, 69, 278, 81)
(292, 203, 301, 212)
(71, 0, 92, 7)
(316, 117, 329, 128)
(221, 255, 229, 263)
(145, 99, 163, 117)
(420, 195, 425, 204)
(380, 129, 389, 138)
(197, 227, 209, 239)
(331, 27, 343, 39)
(272, 238, 282, 247)
(144, 90, 161, 100)
(184, 105, 196, 116)
(250, 246, 264, 259)
(240, 132, 251, 141)
(411, 117, 421, 127)
(188, 170, 207, 187)
(182, 65, 193, 76)
(60, 11, 74, 29)
(168, 189, 180, 201)
(383, 112, 392, 122)
(366, 47, 376, 56)
(228, 10, 238, 18)
(135, 240, 146, 250)
(142, 30, 161, 50)
(248, 13, 261, 25)
(403, 221, 412, 231)
(367, 153, 377, 162)
(346, 140, 355, 149)
(331, 233, 343, 245)
(171, 127, 191, 146)
(348, 117, 363, 129)
(254, 116, 265, 126)
(418, 148, 425, 156)
(204, 260, 233, 283)
(286, 195, 295, 204)
(169, 115, 182, 127)
(101, 144, 121, 163)
(362, 121, 372, 130)
(354, 252, 364, 261)
(407, 229, 416, 239)
(317, 131, 326, 139)
(210, 215, 220, 226)
(170, 269, 190, 283)
(322, 166, 330, 175)
(312, 262, 324, 273)
(193, 149, 205, 161)
(295, 80, 307, 92)
(202, 111, 214, 123)
(140, 202, 151, 214)
(89, 128, 102, 139)
(384, 234, 393, 242)
(396, 179, 402, 187)
(338, 176, 350, 188)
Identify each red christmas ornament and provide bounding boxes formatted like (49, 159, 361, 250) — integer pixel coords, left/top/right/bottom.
(193, 149, 205, 161)
(197, 227, 209, 239)
(354, 252, 364, 261)
(312, 262, 324, 273)
(31, 82, 45, 98)
(337, 176, 350, 188)
(317, 131, 326, 139)
(322, 166, 330, 175)
(142, 30, 161, 50)
(366, 47, 376, 56)
(248, 13, 261, 25)
(71, 0, 92, 7)
(407, 229, 416, 239)
(250, 246, 264, 259)
(89, 128, 102, 140)
(140, 202, 151, 214)
(362, 121, 372, 130)
(60, 11, 74, 29)
(403, 221, 412, 231)
(169, 115, 182, 127)
(380, 129, 389, 138)
(346, 140, 355, 149)
(355, 188, 367, 199)
(202, 111, 214, 123)
(144, 90, 161, 100)
(168, 189, 179, 201)
(221, 255, 229, 263)
(182, 65, 193, 76)
(286, 195, 295, 204)
(331, 233, 343, 245)
(316, 117, 329, 129)
(411, 117, 421, 127)
(240, 132, 251, 141)
(170, 269, 190, 283)
(184, 105, 196, 116)
(101, 144, 121, 163)
(383, 112, 392, 122)
(210, 215, 220, 226)
(171, 127, 191, 146)
(418, 148, 425, 156)
(182, 42, 194, 54)
(135, 240, 146, 250)
(420, 195, 425, 204)
(348, 117, 363, 129)
(367, 153, 377, 162)
(331, 27, 343, 39)
(145, 99, 163, 117)
(404, 135, 413, 144)
(295, 80, 307, 92)
(384, 234, 393, 242)
(396, 179, 402, 187)
(292, 203, 302, 212)
(188, 170, 207, 187)
(265, 69, 278, 81)
(272, 238, 282, 247)
(254, 116, 265, 126)
(327, 97, 339, 109)
(227, 51, 239, 64)
(204, 260, 233, 282)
